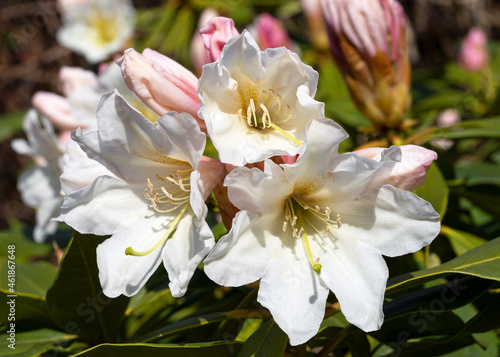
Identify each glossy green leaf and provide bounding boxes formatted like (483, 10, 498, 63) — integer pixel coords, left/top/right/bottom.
(451, 185, 500, 219)
(441, 225, 487, 256)
(136, 309, 271, 343)
(387, 237, 500, 295)
(0, 261, 58, 327)
(0, 329, 76, 357)
(413, 162, 449, 219)
(73, 341, 242, 357)
(46, 233, 129, 339)
(384, 276, 494, 321)
(0, 261, 57, 297)
(236, 319, 288, 357)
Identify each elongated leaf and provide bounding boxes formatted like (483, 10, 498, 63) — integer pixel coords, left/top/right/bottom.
(438, 118, 500, 139)
(136, 309, 271, 343)
(440, 225, 487, 256)
(0, 329, 76, 357)
(413, 162, 449, 219)
(384, 276, 493, 321)
(387, 237, 500, 294)
(46, 233, 129, 339)
(73, 341, 242, 357)
(236, 319, 288, 357)
(0, 261, 57, 297)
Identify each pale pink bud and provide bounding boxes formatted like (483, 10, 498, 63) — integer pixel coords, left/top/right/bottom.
(191, 8, 219, 75)
(354, 145, 437, 191)
(254, 13, 295, 51)
(200, 17, 239, 63)
(32, 91, 81, 130)
(458, 27, 489, 72)
(117, 48, 203, 130)
(58, 66, 99, 97)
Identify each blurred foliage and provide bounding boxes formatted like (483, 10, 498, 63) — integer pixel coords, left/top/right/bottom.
(1, 0, 500, 356)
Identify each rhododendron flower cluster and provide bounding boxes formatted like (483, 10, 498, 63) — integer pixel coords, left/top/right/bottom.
(14, 11, 442, 347)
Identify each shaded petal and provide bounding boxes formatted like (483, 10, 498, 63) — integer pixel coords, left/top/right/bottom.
(315, 238, 387, 332)
(204, 211, 273, 286)
(225, 160, 292, 214)
(96, 214, 167, 297)
(287, 118, 348, 181)
(339, 185, 440, 257)
(162, 210, 214, 297)
(257, 231, 330, 346)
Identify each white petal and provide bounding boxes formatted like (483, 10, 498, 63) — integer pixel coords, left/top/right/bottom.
(288, 118, 348, 180)
(315, 238, 387, 332)
(162, 210, 214, 297)
(59, 175, 149, 236)
(96, 214, 167, 297)
(204, 211, 274, 286)
(225, 161, 292, 214)
(339, 185, 440, 257)
(257, 232, 330, 346)
(60, 138, 115, 195)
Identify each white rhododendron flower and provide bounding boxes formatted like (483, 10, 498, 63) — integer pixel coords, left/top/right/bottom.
(57, 0, 136, 64)
(198, 30, 324, 166)
(205, 118, 440, 345)
(11, 110, 64, 242)
(58, 91, 225, 298)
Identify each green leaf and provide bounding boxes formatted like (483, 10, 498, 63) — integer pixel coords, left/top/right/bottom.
(236, 319, 288, 357)
(136, 309, 271, 343)
(73, 341, 242, 357)
(438, 117, 500, 139)
(451, 185, 500, 219)
(440, 225, 487, 256)
(0, 328, 76, 357)
(413, 162, 449, 219)
(46, 233, 129, 339)
(384, 276, 494, 321)
(386, 237, 500, 295)
(456, 162, 500, 186)
(0, 261, 57, 297)
(0, 261, 59, 327)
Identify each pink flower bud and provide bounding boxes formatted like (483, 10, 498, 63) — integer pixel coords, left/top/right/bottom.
(321, 0, 411, 128)
(58, 66, 99, 97)
(354, 145, 437, 191)
(191, 8, 219, 75)
(254, 13, 295, 51)
(200, 17, 239, 63)
(458, 27, 489, 72)
(32, 91, 82, 130)
(117, 48, 204, 130)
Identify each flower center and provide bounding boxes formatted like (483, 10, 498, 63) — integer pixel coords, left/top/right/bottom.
(237, 88, 303, 146)
(87, 9, 119, 46)
(125, 169, 193, 257)
(282, 196, 342, 273)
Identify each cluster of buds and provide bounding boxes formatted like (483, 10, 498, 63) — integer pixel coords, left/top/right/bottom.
(321, 0, 411, 129)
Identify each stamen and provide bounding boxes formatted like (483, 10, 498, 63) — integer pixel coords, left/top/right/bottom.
(282, 221, 287, 232)
(125, 203, 190, 256)
(336, 213, 342, 228)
